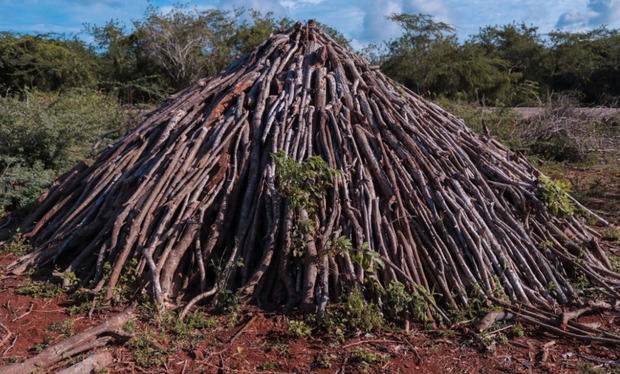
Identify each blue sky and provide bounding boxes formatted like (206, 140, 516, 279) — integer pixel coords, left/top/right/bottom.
(1, 0, 620, 48)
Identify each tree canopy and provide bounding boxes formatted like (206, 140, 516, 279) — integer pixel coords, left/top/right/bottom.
(0, 8, 618, 106)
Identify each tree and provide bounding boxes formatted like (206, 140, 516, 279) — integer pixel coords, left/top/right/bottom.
(232, 10, 293, 56)
(133, 5, 237, 89)
(0, 33, 97, 93)
(549, 27, 620, 104)
(380, 13, 512, 103)
(473, 23, 549, 79)
(87, 20, 171, 103)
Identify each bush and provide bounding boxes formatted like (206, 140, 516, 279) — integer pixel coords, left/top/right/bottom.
(521, 95, 610, 162)
(0, 89, 128, 213)
(0, 158, 55, 214)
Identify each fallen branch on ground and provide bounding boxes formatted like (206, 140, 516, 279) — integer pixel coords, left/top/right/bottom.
(0, 308, 133, 374)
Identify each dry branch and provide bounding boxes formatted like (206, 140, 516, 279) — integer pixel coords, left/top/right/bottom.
(0, 308, 133, 374)
(56, 351, 114, 374)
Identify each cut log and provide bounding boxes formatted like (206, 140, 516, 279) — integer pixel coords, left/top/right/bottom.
(0, 308, 133, 374)
(56, 351, 114, 374)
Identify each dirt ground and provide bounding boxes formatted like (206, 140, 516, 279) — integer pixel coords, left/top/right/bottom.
(1, 248, 619, 373)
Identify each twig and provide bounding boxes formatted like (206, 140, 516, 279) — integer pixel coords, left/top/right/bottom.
(341, 339, 400, 349)
(11, 302, 33, 322)
(0, 322, 12, 347)
(228, 315, 257, 343)
(2, 333, 18, 356)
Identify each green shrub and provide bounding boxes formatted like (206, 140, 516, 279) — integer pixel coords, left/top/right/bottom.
(352, 347, 378, 372)
(384, 281, 413, 321)
(287, 319, 311, 338)
(0, 89, 128, 213)
(602, 229, 620, 243)
(272, 151, 340, 215)
(0, 89, 126, 169)
(0, 157, 55, 214)
(0, 229, 32, 255)
(17, 279, 63, 299)
(259, 360, 279, 371)
(128, 329, 171, 368)
(342, 287, 384, 332)
(536, 175, 574, 217)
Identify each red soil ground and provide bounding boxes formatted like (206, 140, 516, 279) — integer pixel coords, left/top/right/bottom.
(1, 251, 619, 373)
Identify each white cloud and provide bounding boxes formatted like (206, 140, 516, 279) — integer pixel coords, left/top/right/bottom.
(9, 23, 81, 34)
(556, 0, 620, 29)
(279, 0, 296, 9)
(404, 0, 450, 22)
(351, 0, 450, 44)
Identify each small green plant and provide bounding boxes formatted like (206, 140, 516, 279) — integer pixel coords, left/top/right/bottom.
(32, 342, 49, 353)
(342, 287, 383, 332)
(576, 362, 607, 374)
(287, 319, 311, 338)
(609, 255, 620, 273)
(172, 310, 217, 349)
(497, 333, 509, 345)
(66, 289, 106, 315)
(113, 257, 139, 304)
(436, 329, 455, 338)
(352, 347, 377, 372)
(602, 229, 620, 243)
(313, 310, 346, 342)
(411, 285, 442, 326)
(546, 281, 557, 294)
(272, 152, 340, 265)
(128, 329, 171, 368)
(349, 242, 386, 296)
(123, 318, 137, 334)
(18, 279, 63, 299)
(0, 229, 32, 255)
(59, 271, 80, 288)
(47, 319, 75, 338)
(216, 289, 239, 314)
(2, 356, 17, 363)
(327, 235, 353, 256)
(536, 175, 574, 217)
(384, 281, 413, 322)
(180, 310, 217, 331)
(511, 325, 525, 337)
(267, 340, 290, 357)
(318, 354, 336, 369)
(259, 360, 280, 371)
(272, 151, 340, 215)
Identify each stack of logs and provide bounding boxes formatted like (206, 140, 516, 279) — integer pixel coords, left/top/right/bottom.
(3, 21, 619, 343)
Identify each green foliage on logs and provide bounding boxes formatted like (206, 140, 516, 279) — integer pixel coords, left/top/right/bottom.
(536, 175, 574, 217)
(272, 151, 340, 215)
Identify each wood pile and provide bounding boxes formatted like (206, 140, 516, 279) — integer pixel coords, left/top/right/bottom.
(4, 21, 619, 340)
